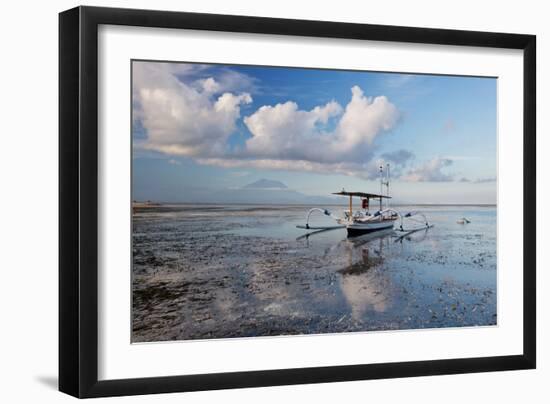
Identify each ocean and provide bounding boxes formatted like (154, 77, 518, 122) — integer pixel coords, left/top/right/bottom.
(132, 204, 497, 342)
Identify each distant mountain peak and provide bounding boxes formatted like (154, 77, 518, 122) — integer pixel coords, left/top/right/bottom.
(243, 179, 288, 190)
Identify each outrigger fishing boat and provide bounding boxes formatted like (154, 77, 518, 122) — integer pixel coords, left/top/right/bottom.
(297, 164, 433, 238)
(332, 190, 397, 236)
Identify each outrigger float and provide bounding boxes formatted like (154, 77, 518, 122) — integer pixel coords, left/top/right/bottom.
(297, 164, 433, 238)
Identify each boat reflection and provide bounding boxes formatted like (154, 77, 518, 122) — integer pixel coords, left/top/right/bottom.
(337, 230, 394, 321)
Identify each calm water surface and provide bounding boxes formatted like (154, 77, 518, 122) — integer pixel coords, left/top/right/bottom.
(132, 204, 496, 342)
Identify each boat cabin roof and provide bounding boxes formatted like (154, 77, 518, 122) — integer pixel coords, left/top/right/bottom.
(332, 191, 391, 199)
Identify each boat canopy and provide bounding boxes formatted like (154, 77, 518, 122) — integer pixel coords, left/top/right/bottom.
(332, 191, 391, 199)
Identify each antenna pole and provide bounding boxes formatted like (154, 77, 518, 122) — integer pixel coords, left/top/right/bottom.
(379, 165, 383, 211)
(387, 163, 390, 209)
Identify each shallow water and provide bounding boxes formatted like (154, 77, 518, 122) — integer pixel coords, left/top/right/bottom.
(132, 204, 496, 342)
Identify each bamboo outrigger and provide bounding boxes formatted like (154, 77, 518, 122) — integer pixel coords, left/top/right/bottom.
(297, 164, 433, 237)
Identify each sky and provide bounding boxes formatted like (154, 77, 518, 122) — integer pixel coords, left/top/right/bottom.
(132, 60, 497, 204)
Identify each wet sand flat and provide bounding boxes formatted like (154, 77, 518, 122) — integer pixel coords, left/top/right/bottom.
(132, 204, 497, 342)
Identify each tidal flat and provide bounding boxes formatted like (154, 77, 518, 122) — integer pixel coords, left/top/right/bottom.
(132, 204, 496, 342)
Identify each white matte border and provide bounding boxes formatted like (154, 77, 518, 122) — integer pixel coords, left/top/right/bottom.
(98, 25, 523, 381)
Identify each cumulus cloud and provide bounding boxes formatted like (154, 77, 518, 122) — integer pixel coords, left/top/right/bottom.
(197, 77, 221, 94)
(191, 68, 258, 95)
(402, 157, 454, 182)
(132, 64, 471, 184)
(134, 64, 401, 179)
(243, 86, 399, 165)
(133, 62, 252, 157)
(243, 100, 343, 162)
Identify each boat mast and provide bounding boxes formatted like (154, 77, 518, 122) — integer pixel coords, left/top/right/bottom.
(379, 165, 383, 211)
(386, 163, 390, 209)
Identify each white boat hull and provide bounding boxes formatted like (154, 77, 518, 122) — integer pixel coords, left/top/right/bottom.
(346, 219, 396, 236)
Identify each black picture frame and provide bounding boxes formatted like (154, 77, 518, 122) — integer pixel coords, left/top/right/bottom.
(59, 5, 536, 398)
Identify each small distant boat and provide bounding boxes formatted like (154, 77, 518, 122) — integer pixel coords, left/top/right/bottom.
(457, 217, 471, 224)
(297, 164, 432, 237)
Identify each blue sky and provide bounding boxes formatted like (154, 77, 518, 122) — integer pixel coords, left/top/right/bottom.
(132, 61, 497, 204)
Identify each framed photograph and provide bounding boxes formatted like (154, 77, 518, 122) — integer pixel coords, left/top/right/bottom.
(59, 6, 536, 398)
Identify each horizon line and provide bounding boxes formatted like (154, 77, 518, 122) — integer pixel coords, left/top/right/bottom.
(133, 200, 497, 207)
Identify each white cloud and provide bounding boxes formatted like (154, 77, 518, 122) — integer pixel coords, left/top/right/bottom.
(402, 157, 454, 182)
(133, 62, 252, 158)
(243, 86, 399, 165)
(242, 100, 343, 163)
(197, 68, 258, 94)
(197, 77, 220, 94)
(336, 87, 399, 150)
(133, 63, 403, 180)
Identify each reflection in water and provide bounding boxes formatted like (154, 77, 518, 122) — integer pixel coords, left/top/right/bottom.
(338, 231, 392, 320)
(395, 228, 430, 244)
(340, 230, 391, 275)
(132, 204, 497, 342)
